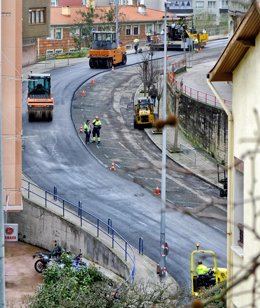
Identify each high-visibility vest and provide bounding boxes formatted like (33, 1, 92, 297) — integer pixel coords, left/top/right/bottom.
(196, 264, 209, 275)
(83, 123, 90, 133)
(93, 119, 102, 129)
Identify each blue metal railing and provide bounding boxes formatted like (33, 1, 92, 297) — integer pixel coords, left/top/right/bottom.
(21, 178, 136, 285)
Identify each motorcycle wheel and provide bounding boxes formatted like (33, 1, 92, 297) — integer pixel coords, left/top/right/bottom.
(34, 260, 46, 273)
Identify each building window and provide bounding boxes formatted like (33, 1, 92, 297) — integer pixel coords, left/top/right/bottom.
(221, 0, 228, 8)
(47, 28, 63, 40)
(208, 1, 216, 8)
(196, 1, 204, 8)
(51, 0, 59, 6)
(46, 49, 54, 58)
(55, 49, 63, 54)
(70, 28, 80, 36)
(237, 224, 244, 247)
(145, 24, 153, 34)
(133, 25, 139, 35)
(29, 8, 46, 24)
(126, 25, 131, 35)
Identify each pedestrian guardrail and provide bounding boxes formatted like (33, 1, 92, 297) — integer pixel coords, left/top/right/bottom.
(167, 66, 232, 109)
(21, 178, 136, 285)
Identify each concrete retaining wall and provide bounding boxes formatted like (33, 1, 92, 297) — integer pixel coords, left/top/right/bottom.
(168, 87, 228, 164)
(8, 197, 130, 280)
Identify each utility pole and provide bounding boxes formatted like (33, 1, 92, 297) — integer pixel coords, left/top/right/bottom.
(158, 1, 169, 278)
(115, 0, 119, 46)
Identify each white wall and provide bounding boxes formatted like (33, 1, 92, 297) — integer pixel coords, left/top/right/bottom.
(231, 32, 260, 307)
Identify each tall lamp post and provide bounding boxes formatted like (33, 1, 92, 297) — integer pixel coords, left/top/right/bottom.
(159, 1, 172, 278)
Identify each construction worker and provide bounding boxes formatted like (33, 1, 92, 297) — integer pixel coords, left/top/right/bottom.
(194, 37, 199, 52)
(146, 32, 151, 44)
(92, 116, 102, 144)
(149, 85, 158, 106)
(133, 38, 139, 54)
(196, 260, 209, 275)
(83, 120, 91, 144)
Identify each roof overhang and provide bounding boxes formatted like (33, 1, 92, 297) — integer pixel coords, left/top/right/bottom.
(207, 0, 260, 82)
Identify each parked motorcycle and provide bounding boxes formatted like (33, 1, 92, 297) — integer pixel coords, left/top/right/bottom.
(71, 253, 88, 270)
(33, 242, 63, 273)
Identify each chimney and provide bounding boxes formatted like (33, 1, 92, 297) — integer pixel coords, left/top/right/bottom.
(87, 0, 96, 8)
(61, 6, 71, 16)
(137, 4, 146, 15)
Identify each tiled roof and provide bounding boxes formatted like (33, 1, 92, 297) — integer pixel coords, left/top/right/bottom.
(51, 5, 164, 25)
(57, 0, 82, 6)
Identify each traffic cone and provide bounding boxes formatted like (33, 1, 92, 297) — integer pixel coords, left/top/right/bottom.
(81, 90, 86, 97)
(154, 186, 160, 195)
(80, 126, 83, 133)
(110, 160, 116, 171)
(91, 79, 95, 85)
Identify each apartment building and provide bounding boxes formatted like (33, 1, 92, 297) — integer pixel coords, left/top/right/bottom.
(229, 0, 252, 33)
(23, 0, 51, 65)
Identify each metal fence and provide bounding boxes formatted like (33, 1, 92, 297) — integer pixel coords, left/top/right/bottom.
(167, 71, 232, 109)
(21, 178, 136, 285)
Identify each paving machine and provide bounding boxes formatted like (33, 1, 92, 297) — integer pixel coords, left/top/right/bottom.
(89, 31, 127, 69)
(151, 15, 208, 51)
(191, 244, 227, 297)
(134, 97, 155, 129)
(27, 73, 54, 121)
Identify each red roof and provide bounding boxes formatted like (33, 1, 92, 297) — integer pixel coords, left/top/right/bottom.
(51, 5, 165, 25)
(57, 0, 83, 6)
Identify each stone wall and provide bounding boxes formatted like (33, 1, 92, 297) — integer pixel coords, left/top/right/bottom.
(168, 87, 228, 164)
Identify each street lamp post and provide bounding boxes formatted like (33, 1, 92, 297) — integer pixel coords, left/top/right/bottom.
(158, 1, 169, 278)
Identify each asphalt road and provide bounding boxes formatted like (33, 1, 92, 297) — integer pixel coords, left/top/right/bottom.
(22, 41, 227, 289)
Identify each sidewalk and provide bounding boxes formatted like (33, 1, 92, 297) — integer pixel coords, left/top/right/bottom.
(146, 59, 232, 189)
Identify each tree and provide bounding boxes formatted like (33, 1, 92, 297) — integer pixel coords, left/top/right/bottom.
(98, 5, 126, 32)
(72, 6, 98, 49)
(137, 51, 163, 97)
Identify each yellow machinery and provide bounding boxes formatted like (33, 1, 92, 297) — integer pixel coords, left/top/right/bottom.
(186, 30, 209, 47)
(134, 97, 155, 129)
(27, 73, 54, 122)
(151, 15, 208, 51)
(89, 31, 127, 69)
(191, 244, 227, 296)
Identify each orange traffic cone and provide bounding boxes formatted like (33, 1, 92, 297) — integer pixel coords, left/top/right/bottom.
(154, 186, 160, 196)
(81, 90, 86, 97)
(91, 79, 95, 85)
(80, 126, 83, 133)
(110, 160, 116, 171)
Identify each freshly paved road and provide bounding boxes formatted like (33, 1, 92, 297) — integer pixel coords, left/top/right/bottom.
(22, 42, 227, 289)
